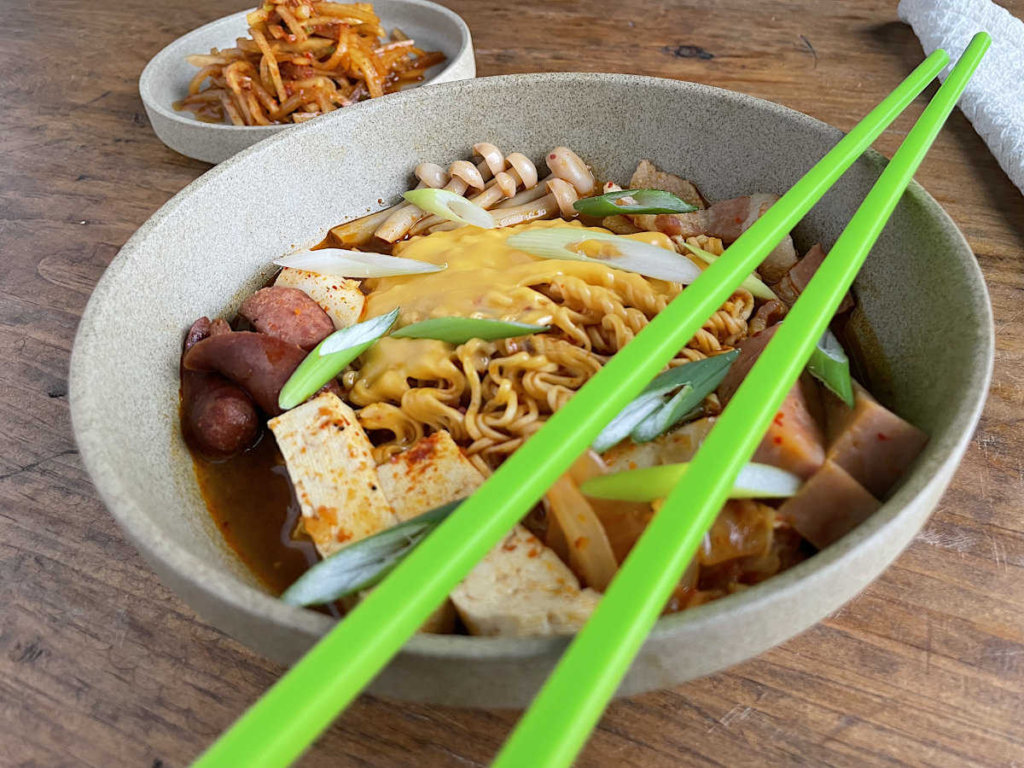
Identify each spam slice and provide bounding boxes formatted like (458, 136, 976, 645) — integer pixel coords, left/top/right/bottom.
(376, 431, 485, 522)
(451, 525, 601, 637)
(274, 267, 365, 329)
(751, 375, 826, 480)
(824, 382, 928, 497)
(717, 327, 826, 479)
(778, 459, 880, 548)
(269, 392, 397, 558)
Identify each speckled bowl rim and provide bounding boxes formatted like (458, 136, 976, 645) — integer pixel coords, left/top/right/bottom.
(72, 72, 994, 665)
(138, 0, 474, 137)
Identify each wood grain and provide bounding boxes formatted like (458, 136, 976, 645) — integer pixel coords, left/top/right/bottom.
(2, 1, 1023, 765)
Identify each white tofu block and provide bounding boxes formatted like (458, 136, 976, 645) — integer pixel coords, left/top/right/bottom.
(269, 392, 397, 558)
(376, 431, 485, 521)
(375, 430, 484, 633)
(451, 525, 601, 637)
(275, 267, 365, 329)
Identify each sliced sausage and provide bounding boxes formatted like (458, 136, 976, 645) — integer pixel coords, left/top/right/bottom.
(238, 286, 334, 351)
(824, 382, 929, 497)
(181, 318, 259, 459)
(183, 331, 307, 416)
(778, 459, 880, 549)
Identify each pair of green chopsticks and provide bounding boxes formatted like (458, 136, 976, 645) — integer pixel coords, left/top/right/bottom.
(194, 33, 990, 768)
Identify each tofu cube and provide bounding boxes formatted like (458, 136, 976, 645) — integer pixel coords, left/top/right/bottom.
(376, 431, 485, 521)
(451, 525, 601, 637)
(275, 267, 365, 329)
(269, 392, 397, 558)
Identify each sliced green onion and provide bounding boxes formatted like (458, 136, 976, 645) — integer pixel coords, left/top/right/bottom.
(317, 309, 400, 356)
(573, 188, 698, 217)
(403, 188, 495, 229)
(807, 329, 854, 407)
(580, 462, 802, 502)
(592, 351, 738, 452)
(629, 386, 699, 444)
(590, 396, 665, 454)
(678, 240, 778, 300)
(281, 500, 459, 606)
(278, 309, 399, 411)
(507, 228, 702, 284)
(274, 248, 446, 278)
(391, 317, 550, 345)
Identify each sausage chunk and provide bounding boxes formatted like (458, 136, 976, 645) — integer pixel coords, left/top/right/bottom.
(180, 318, 259, 459)
(238, 286, 334, 351)
(183, 331, 307, 416)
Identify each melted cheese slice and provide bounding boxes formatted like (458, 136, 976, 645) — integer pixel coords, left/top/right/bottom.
(349, 220, 677, 407)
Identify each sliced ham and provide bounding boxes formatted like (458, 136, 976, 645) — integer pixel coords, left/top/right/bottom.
(824, 382, 929, 498)
(771, 243, 854, 313)
(778, 459, 880, 549)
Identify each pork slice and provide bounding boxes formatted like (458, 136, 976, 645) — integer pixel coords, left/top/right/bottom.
(752, 375, 826, 480)
(824, 382, 929, 497)
(778, 459, 880, 549)
(645, 193, 797, 281)
(757, 235, 800, 284)
(771, 243, 854, 312)
(628, 159, 706, 209)
(749, 299, 788, 335)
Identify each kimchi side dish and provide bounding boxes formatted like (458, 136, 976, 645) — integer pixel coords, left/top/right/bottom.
(175, 1, 445, 126)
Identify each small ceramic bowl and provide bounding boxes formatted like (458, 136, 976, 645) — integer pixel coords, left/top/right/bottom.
(71, 73, 993, 708)
(139, 0, 475, 164)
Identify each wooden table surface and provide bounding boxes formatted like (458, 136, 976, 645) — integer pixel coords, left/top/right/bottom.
(3, 1, 1024, 765)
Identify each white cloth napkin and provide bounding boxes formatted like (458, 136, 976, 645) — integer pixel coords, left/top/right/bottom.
(899, 0, 1024, 195)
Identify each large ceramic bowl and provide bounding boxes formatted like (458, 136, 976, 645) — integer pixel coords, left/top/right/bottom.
(139, 0, 475, 164)
(70, 73, 993, 708)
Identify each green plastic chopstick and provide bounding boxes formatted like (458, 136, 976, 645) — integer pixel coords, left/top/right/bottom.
(192, 48, 951, 768)
(495, 32, 990, 768)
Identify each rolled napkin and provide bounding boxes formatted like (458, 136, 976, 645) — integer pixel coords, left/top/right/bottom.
(899, 0, 1024, 195)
